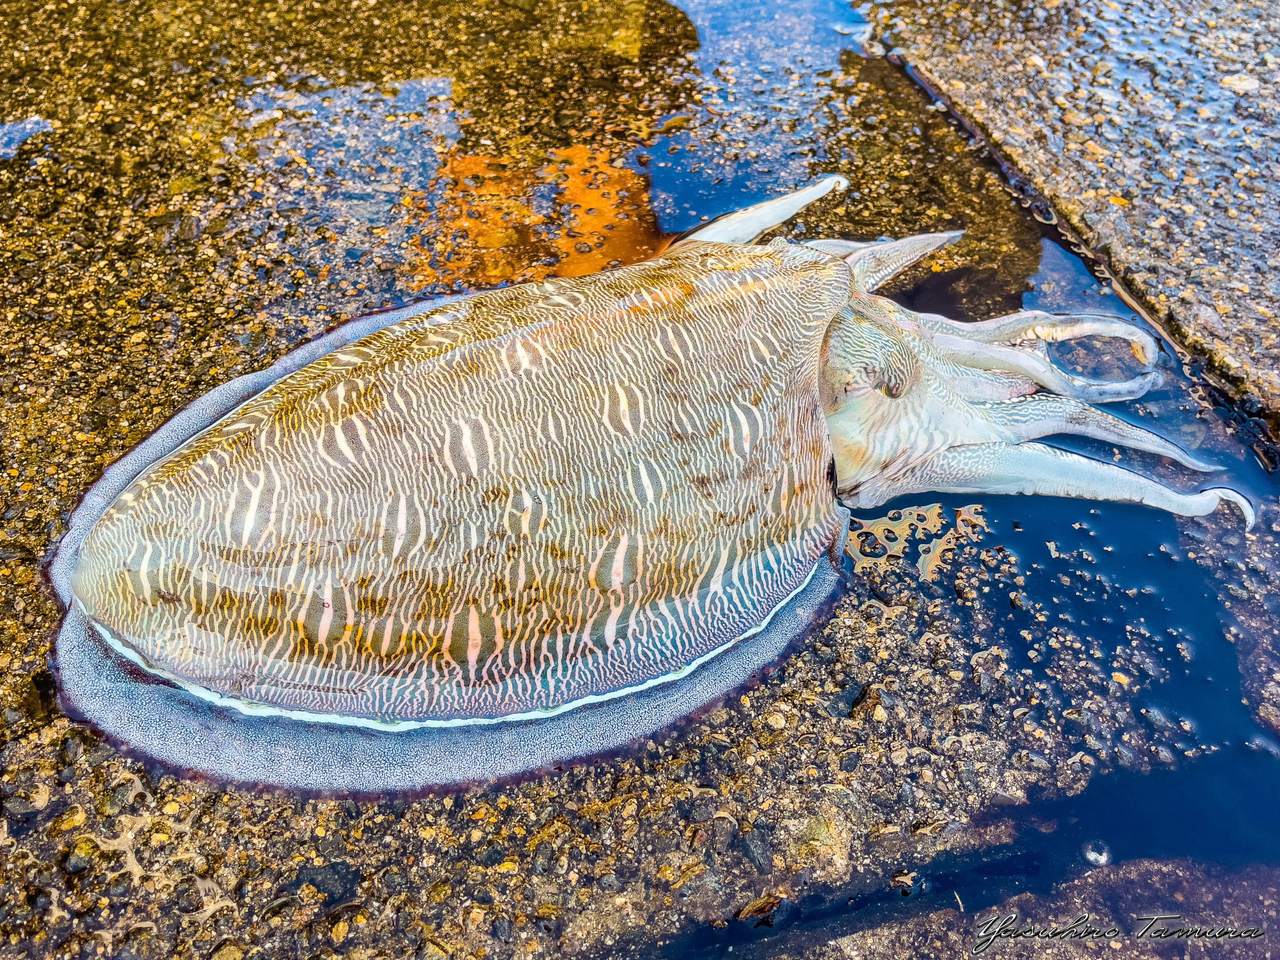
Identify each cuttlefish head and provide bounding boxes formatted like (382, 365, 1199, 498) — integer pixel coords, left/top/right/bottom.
(816, 247, 1253, 527)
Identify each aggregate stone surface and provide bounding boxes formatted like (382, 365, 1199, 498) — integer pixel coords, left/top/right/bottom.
(869, 0, 1280, 418)
(0, 0, 1276, 957)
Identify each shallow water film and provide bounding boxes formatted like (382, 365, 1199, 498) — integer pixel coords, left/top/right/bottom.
(2, 0, 1280, 958)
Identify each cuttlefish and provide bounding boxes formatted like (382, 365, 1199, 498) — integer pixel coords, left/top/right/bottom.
(51, 178, 1251, 791)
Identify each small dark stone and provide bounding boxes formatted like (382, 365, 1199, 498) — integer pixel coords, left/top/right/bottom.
(535, 914, 561, 937)
(596, 872, 621, 892)
(739, 828, 772, 874)
(98, 782, 134, 818)
(84, 742, 113, 769)
(2, 797, 36, 822)
(711, 816, 737, 853)
(292, 860, 362, 901)
(107, 873, 134, 897)
(63, 837, 97, 873)
(316, 832, 346, 857)
(825, 683, 867, 718)
(531, 842, 553, 876)
(19, 671, 56, 725)
(687, 798, 715, 823)
(380, 866, 407, 895)
(491, 915, 513, 941)
(477, 843, 507, 867)
(175, 876, 203, 913)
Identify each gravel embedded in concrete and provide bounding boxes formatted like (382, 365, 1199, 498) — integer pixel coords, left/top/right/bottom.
(1, 0, 1276, 956)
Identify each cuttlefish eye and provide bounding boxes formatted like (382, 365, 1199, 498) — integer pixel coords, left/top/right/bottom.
(877, 377, 906, 400)
(51, 178, 1251, 793)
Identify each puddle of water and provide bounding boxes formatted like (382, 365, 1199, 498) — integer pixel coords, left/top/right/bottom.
(0, 116, 52, 159)
(904, 228, 1280, 810)
(906, 231, 1273, 739)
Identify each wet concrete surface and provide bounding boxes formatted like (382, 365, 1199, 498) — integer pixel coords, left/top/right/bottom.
(868, 0, 1280, 418)
(1, 0, 1278, 958)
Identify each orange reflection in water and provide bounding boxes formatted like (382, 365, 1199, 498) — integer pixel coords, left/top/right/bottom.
(404, 145, 665, 290)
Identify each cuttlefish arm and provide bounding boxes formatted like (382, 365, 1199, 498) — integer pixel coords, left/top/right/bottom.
(664, 177, 1251, 529)
(840, 440, 1254, 528)
(821, 290, 1254, 528)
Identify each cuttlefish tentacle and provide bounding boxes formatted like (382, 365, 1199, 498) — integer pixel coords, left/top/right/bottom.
(839, 440, 1255, 528)
(856, 295, 1160, 402)
(927, 332, 1161, 403)
(920, 355, 1039, 403)
(970, 394, 1221, 472)
(911, 308, 1160, 368)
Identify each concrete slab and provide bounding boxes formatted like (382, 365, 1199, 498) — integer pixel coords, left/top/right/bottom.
(870, 0, 1280, 416)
